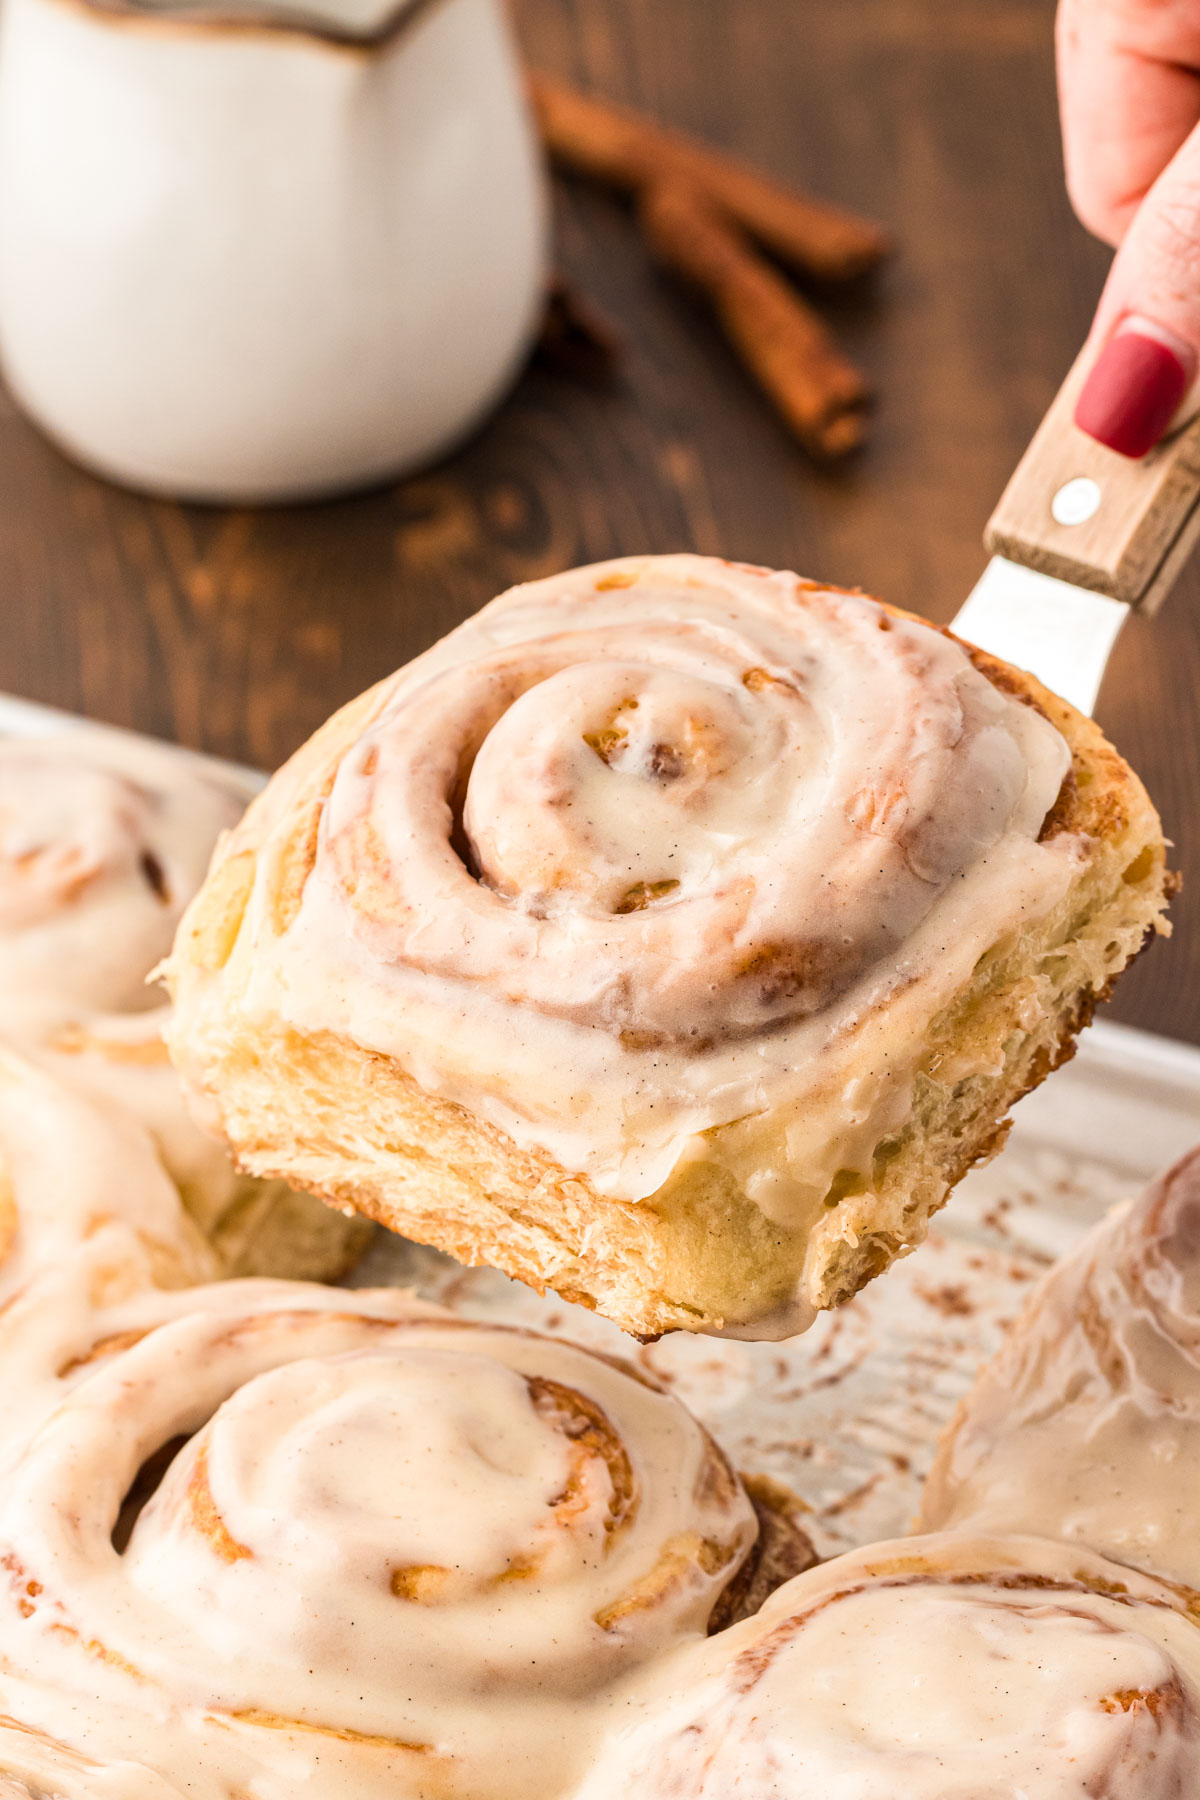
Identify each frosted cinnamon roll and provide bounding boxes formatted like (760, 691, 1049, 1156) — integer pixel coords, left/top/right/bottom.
(0, 1718, 188, 1800)
(568, 1532, 1200, 1799)
(0, 733, 244, 1034)
(0, 1284, 810, 1800)
(0, 731, 369, 1281)
(0, 1049, 214, 1311)
(165, 554, 1170, 1337)
(921, 1145, 1200, 1588)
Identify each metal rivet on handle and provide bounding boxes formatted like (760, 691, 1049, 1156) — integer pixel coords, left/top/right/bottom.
(1051, 477, 1102, 526)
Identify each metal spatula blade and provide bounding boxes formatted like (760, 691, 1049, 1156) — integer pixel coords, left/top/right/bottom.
(951, 558, 1129, 715)
(945, 347, 1200, 716)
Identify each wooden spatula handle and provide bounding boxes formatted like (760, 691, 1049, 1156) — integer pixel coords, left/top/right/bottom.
(985, 346, 1200, 614)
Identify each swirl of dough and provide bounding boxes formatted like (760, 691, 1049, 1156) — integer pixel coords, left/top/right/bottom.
(0, 1288, 785, 1800)
(569, 1532, 1200, 1800)
(0, 734, 246, 1037)
(309, 561, 1064, 1046)
(921, 1145, 1200, 1588)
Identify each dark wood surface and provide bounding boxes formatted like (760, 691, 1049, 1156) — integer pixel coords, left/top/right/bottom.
(0, 0, 1197, 1044)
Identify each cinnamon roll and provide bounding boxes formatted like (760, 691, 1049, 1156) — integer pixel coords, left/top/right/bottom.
(0, 733, 242, 1033)
(0, 1049, 214, 1311)
(0, 731, 369, 1280)
(568, 1531, 1200, 1798)
(164, 554, 1170, 1337)
(0, 1717, 189, 1800)
(0, 1281, 811, 1800)
(921, 1145, 1200, 1589)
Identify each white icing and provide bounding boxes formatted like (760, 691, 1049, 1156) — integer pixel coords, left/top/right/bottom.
(0, 1286, 756, 1800)
(0, 1048, 215, 1312)
(0, 732, 254, 1230)
(570, 1533, 1200, 1799)
(0, 1048, 764, 1800)
(0, 734, 245, 1037)
(921, 1145, 1200, 1591)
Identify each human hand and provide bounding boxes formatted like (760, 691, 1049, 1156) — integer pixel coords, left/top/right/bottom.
(1058, 0, 1200, 454)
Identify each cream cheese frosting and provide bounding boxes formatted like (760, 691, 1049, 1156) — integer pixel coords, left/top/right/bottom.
(0, 1052, 769, 1800)
(0, 732, 246, 1040)
(0, 732, 253, 1227)
(921, 1144, 1200, 1589)
(0, 1284, 759, 1800)
(0, 1047, 216, 1315)
(224, 555, 1086, 1223)
(567, 1532, 1200, 1799)
(0, 732, 363, 1274)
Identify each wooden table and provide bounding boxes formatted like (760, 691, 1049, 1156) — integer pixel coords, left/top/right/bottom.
(0, 0, 1196, 1045)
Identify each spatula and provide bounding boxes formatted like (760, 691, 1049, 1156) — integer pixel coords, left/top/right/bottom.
(952, 345, 1200, 712)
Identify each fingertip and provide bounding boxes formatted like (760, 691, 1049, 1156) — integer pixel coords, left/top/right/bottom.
(1074, 320, 1196, 457)
(1063, 138, 1147, 248)
(1063, 169, 1129, 249)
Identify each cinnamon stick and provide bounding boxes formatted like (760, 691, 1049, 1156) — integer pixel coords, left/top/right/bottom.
(531, 73, 890, 285)
(640, 180, 871, 459)
(534, 275, 622, 384)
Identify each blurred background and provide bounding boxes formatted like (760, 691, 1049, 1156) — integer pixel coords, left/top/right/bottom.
(0, 0, 1195, 1042)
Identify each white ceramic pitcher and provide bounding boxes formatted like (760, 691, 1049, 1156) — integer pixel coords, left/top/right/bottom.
(0, 0, 547, 501)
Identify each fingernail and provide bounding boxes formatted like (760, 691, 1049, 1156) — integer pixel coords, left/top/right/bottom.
(1074, 320, 1194, 458)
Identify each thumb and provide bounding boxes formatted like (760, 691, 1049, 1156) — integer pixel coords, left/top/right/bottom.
(1075, 119, 1200, 458)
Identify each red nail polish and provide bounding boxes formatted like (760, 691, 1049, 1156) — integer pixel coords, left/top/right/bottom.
(1074, 332, 1190, 458)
